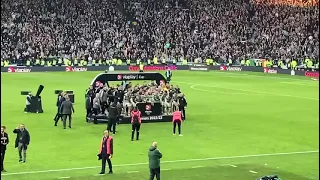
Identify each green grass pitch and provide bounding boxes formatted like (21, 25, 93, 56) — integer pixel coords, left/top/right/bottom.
(1, 70, 319, 180)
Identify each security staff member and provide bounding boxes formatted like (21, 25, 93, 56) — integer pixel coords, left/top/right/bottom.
(178, 94, 187, 120)
(172, 110, 183, 136)
(165, 69, 172, 83)
(13, 124, 30, 163)
(107, 102, 118, 135)
(98, 130, 113, 174)
(131, 107, 142, 141)
(54, 92, 65, 124)
(139, 63, 144, 72)
(1, 126, 9, 172)
(148, 142, 162, 180)
(60, 96, 75, 129)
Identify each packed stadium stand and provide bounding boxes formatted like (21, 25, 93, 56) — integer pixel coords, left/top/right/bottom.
(1, 0, 319, 66)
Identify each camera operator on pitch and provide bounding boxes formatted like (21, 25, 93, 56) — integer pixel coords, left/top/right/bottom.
(24, 93, 33, 113)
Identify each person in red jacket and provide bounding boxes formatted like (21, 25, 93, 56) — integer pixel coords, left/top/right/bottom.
(172, 110, 183, 136)
(131, 107, 142, 141)
(98, 130, 113, 174)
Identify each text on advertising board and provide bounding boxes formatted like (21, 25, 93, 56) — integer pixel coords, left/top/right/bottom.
(129, 65, 177, 71)
(141, 116, 163, 121)
(117, 74, 145, 80)
(305, 71, 319, 77)
(264, 68, 278, 74)
(189, 66, 209, 71)
(65, 66, 88, 72)
(7, 67, 31, 73)
(220, 66, 242, 71)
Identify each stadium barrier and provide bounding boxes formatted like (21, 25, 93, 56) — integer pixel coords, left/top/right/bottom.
(1, 64, 318, 77)
(1, 65, 189, 73)
(210, 65, 319, 77)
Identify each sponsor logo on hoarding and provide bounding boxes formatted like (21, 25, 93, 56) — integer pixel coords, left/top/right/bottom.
(192, 64, 207, 67)
(117, 74, 123, 80)
(141, 116, 163, 121)
(220, 66, 242, 71)
(129, 65, 177, 71)
(117, 74, 145, 80)
(7, 67, 31, 73)
(291, 70, 295, 76)
(145, 104, 152, 115)
(220, 66, 227, 71)
(189, 66, 209, 71)
(264, 68, 278, 74)
(305, 71, 319, 77)
(65, 66, 88, 72)
(226, 67, 242, 71)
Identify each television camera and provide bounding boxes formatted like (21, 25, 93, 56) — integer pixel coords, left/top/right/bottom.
(21, 85, 44, 113)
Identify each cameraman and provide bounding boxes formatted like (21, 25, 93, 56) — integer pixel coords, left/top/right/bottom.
(24, 93, 32, 113)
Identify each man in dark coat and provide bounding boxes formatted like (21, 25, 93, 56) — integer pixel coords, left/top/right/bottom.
(54, 92, 66, 125)
(13, 124, 30, 163)
(1, 126, 9, 172)
(85, 95, 92, 122)
(60, 96, 75, 129)
(178, 93, 187, 120)
(148, 142, 162, 180)
(107, 102, 119, 135)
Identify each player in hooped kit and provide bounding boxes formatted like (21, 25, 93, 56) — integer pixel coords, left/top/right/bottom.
(130, 107, 142, 141)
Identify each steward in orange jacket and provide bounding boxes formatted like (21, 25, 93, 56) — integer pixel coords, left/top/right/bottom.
(98, 130, 113, 174)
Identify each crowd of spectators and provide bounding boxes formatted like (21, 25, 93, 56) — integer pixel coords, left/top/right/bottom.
(1, 0, 319, 65)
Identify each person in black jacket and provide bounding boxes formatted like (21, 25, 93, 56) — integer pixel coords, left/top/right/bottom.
(107, 102, 119, 135)
(54, 92, 66, 125)
(13, 124, 30, 163)
(1, 126, 9, 172)
(85, 95, 92, 122)
(178, 94, 187, 120)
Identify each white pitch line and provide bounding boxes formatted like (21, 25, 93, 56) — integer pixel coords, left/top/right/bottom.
(58, 177, 70, 179)
(191, 166, 203, 168)
(228, 164, 237, 168)
(191, 85, 255, 96)
(162, 169, 171, 171)
(180, 71, 311, 81)
(249, 170, 258, 174)
(1, 150, 318, 176)
(175, 81, 319, 101)
(280, 82, 318, 87)
(127, 171, 139, 173)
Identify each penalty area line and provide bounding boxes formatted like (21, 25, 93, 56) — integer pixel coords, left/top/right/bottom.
(1, 150, 318, 176)
(178, 81, 319, 101)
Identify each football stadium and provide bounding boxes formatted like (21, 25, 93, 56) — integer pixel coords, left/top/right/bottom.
(1, 0, 319, 180)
